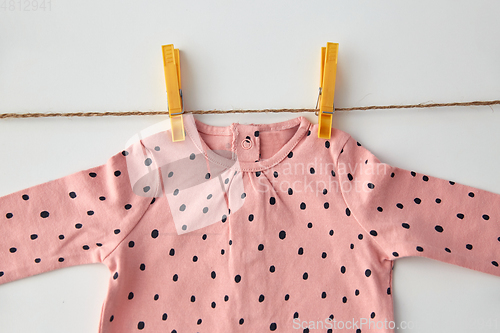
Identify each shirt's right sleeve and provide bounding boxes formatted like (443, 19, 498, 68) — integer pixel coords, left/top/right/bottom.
(337, 136, 500, 276)
(0, 141, 155, 285)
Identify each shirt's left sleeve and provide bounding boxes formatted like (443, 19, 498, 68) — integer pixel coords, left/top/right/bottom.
(337, 135, 500, 276)
(0, 143, 155, 285)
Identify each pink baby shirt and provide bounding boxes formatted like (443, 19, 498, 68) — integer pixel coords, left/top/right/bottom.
(1, 113, 499, 333)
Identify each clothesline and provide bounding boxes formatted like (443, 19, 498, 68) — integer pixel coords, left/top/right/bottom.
(0, 99, 499, 119)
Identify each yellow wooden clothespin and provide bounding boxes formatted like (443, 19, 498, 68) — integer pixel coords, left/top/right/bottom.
(317, 42, 339, 139)
(162, 44, 185, 142)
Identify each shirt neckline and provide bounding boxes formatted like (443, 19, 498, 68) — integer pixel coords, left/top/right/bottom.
(183, 113, 311, 172)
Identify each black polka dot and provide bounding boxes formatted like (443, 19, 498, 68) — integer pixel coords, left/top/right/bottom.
(396, 203, 404, 209)
(191, 295, 196, 302)
(365, 269, 371, 277)
(411, 171, 416, 177)
(387, 287, 391, 295)
(371, 312, 376, 319)
(288, 151, 293, 158)
(270, 197, 276, 205)
(202, 207, 209, 214)
(436, 198, 442, 204)
(211, 301, 216, 308)
(202, 234, 207, 240)
(321, 252, 327, 259)
(83, 245, 90, 250)
(310, 167, 315, 174)
(457, 213, 465, 219)
(87, 210, 94, 216)
(492, 261, 499, 267)
(445, 248, 452, 253)
(224, 295, 229, 301)
(59, 234, 65, 240)
(151, 229, 159, 238)
(30, 234, 38, 240)
(482, 214, 490, 220)
(162, 313, 167, 321)
(235, 275, 241, 283)
(144, 158, 152, 166)
(325, 141, 330, 148)
(370, 230, 378, 236)
(402, 223, 410, 229)
(466, 244, 473, 250)
(256, 171, 261, 177)
(350, 243, 354, 249)
(113, 272, 118, 280)
(229, 240, 233, 245)
(449, 181, 455, 185)
(355, 290, 360, 296)
(222, 215, 227, 223)
(96, 243, 102, 247)
(122, 151, 129, 156)
(298, 247, 304, 255)
(300, 202, 306, 210)
(114, 170, 121, 177)
(468, 192, 475, 198)
(6, 213, 13, 219)
(414, 197, 421, 204)
(331, 170, 336, 177)
(416, 246, 424, 252)
(241, 193, 246, 199)
(179, 204, 186, 211)
(205, 173, 211, 179)
(75, 223, 82, 229)
(140, 263, 146, 271)
(270, 322, 277, 331)
(340, 266, 346, 274)
(197, 319, 202, 325)
(279, 230, 286, 240)
(423, 175, 429, 181)
(329, 229, 334, 236)
(189, 153, 196, 160)
(173, 274, 178, 281)
(89, 172, 97, 178)
(258, 244, 264, 251)
(143, 186, 150, 193)
(321, 291, 327, 299)
(69, 192, 77, 199)
(288, 188, 293, 195)
(284, 294, 290, 301)
(99, 196, 106, 201)
(307, 222, 313, 228)
(58, 257, 64, 262)
(302, 272, 308, 280)
(125, 204, 132, 210)
(377, 207, 383, 212)
(269, 265, 275, 273)
(345, 208, 351, 216)
(40, 211, 49, 218)
(169, 248, 175, 256)
(392, 252, 399, 257)
(9, 247, 17, 253)
(154, 146, 160, 151)
(342, 296, 347, 303)
(367, 183, 375, 189)
(347, 173, 353, 181)
(110, 315, 114, 322)
(258, 294, 265, 302)
(239, 318, 244, 325)
(324, 202, 329, 209)
(435, 225, 444, 233)
(273, 171, 278, 178)
(128, 292, 134, 300)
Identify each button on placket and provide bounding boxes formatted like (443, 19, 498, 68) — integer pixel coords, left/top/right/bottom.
(241, 136, 253, 150)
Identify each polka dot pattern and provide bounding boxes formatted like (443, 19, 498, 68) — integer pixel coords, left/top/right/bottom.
(0, 115, 499, 332)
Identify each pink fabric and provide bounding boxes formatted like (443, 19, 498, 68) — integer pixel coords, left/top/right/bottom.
(1, 114, 499, 333)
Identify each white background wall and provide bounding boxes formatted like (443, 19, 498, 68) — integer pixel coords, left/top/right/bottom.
(1, 1, 500, 332)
